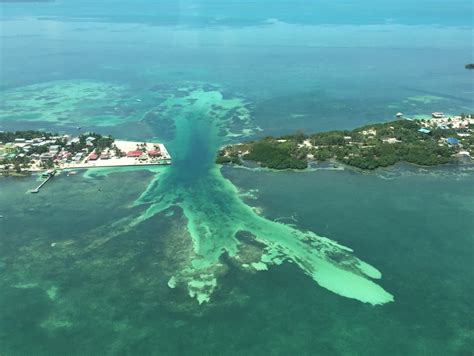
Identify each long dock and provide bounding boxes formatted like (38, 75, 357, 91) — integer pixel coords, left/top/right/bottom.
(30, 170, 56, 193)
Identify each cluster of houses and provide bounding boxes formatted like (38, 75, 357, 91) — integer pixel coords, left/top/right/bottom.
(0, 132, 172, 174)
(0, 134, 99, 171)
(417, 113, 473, 154)
(86, 143, 163, 162)
(299, 112, 474, 161)
(421, 113, 473, 132)
(124, 144, 162, 161)
(380, 112, 472, 153)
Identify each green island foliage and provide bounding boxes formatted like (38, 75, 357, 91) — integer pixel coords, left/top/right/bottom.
(217, 118, 473, 170)
(243, 139, 308, 169)
(0, 130, 55, 143)
(465, 63, 474, 70)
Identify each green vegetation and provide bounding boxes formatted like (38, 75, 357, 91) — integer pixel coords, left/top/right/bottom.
(0, 130, 55, 143)
(1, 155, 32, 175)
(217, 136, 309, 170)
(66, 133, 115, 155)
(217, 118, 473, 170)
(215, 151, 241, 165)
(243, 140, 308, 169)
(465, 63, 474, 70)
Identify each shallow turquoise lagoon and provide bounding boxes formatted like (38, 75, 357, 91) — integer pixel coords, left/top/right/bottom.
(0, 1, 473, 355)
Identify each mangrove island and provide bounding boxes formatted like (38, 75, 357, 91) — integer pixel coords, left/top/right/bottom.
(217, 113, 474, 170)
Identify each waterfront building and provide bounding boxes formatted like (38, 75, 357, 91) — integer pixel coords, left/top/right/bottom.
(148, 150, 161, 157)
(127, 150, 143, 157)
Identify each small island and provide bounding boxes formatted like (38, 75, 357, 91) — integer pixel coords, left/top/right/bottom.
(0, 130, 171, 176)
(465, 63, 474, 70)
(217, 113, 474, 170)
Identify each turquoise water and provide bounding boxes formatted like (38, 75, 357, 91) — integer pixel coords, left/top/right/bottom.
(0, 1, 473, 355)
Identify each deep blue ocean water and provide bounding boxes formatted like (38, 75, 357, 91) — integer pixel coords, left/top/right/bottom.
(0, 1, 473, 355)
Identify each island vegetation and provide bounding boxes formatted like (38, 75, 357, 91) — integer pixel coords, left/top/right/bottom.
(465, 63, 474, 70)
(217, 114, 474, 170)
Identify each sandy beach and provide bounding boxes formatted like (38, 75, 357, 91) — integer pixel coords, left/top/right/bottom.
(27, 140, 172, 172)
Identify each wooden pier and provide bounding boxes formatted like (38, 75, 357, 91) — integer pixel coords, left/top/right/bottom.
(30, 170, 56, 193)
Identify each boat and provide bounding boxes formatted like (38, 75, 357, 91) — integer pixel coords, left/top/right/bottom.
(67, 171, 78, 176)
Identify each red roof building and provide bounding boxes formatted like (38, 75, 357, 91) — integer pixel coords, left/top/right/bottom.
(127, 150, 143, 157)
(89, 152, 98, 161)
(148, 150, 161, 157)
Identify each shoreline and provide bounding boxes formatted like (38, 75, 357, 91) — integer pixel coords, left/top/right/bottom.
(27, 159, 171, 173)
(1, 135, 172, 175)
(222, 157, 473, 175)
